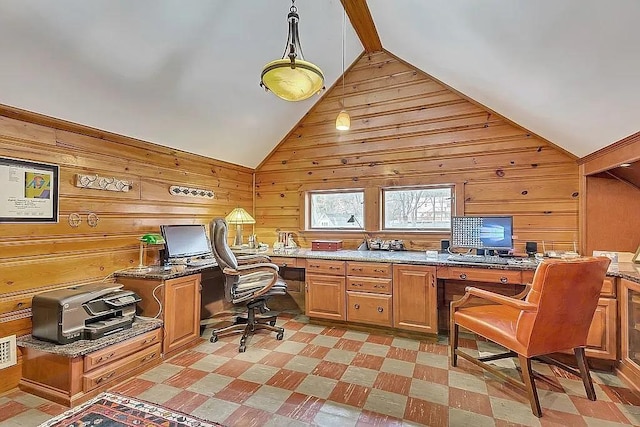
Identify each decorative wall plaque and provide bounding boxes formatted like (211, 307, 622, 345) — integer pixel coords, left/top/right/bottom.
(169, 186, 215, 199)
(75, 173, 131, 192)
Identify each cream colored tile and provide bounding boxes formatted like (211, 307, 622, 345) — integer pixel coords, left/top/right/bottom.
(363, 388, 408, 419)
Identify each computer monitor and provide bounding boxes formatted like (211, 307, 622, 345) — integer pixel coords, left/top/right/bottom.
(160, 224, 212, 259)
(451, 216, 513, 250)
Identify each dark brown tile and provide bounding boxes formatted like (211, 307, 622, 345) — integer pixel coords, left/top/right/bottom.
(366, 334, 394, 346)
(413, 364, 449, 385)
(312, 360, 349, 380)
(276, 392, 325, 423)
(289, 331, 318, 343)
(351, 353, 385, 371)
(163, 367, 208, 389)
(224, 404, 274, 427)
(538, 408, 589, 427)
(419, 341, 448, 355)
(386, 347, 418, 363)
(484, 378, 530, 404)
(299, 343, 332, 360)
(321, 327, 346, 337)
(162, 390, 209, 413)
(214, 359, 255, 378)
(167, 350, 207, 367)
(253, 336, 285, 350)
(404, 396, 449, 427)
(600, 384, 640, 406)
(258, 351, 293, 368)
(328, 381, 371, 408)
(356, 409, 403, 427)
(458, 337, 478, 350)
(265, 368, 307, 391)
(570, 395, 631, 423)
(372, 372, 412, 395)
(335, 338, 364, 352)
(110, 377, 156, 395)
(0, 401, 27, 422)
(36, 401, 67, 417)
(214, 342, 245, 357)
(282, 320, 306, 331)
(214, 378, 261, 404)
(448, 386, 493, 416)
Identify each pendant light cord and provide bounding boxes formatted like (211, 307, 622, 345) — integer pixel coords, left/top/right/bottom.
(341, 8, 346, 108)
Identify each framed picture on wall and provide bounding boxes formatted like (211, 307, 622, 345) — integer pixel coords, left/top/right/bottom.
(0, 156, 59, 223)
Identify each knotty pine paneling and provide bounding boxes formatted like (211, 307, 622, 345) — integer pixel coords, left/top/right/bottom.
(255, 51, 579, 252)
(0, 114, 252, 392)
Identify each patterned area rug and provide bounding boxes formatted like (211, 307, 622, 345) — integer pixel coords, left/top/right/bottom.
(39, 392, 223, 427)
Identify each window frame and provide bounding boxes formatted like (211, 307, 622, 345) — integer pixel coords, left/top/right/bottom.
(381, 184, 454, 232)
(307, 189, 366, 231)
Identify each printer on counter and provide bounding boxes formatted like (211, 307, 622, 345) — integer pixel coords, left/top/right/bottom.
(32, 282, 141, 345)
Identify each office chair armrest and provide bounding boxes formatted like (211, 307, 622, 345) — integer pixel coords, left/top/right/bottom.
(223, 263, 279, 276)
(236, 262, 279, 272)
(513, 283, 532, 300)
(451, 287, 538, 312)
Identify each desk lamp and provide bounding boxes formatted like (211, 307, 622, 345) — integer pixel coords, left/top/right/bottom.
(130, 233, 165, 272)
(347, 214, 369, 251)
(225, 208, 256, 247)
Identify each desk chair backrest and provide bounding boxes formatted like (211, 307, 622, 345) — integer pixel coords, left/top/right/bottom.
(211, 218, 238, 271)
(517, 257, 610, 356)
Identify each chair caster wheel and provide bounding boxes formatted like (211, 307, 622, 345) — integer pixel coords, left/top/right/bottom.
(210, 335, 218, 343)
(276, 332, 284, 340)
(239, 346, 246, 353)
(269, 320, 276, 326)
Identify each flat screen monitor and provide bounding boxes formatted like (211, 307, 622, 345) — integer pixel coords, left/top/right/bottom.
(160, 224, 212, 259)
(451, 216, 513, 250)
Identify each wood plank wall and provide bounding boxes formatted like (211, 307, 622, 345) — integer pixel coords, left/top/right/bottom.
(255, 51, 580, 252)
(0, 114, 253, 392)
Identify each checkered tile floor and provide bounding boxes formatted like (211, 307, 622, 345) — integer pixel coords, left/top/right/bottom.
(2, 313, 640, 426)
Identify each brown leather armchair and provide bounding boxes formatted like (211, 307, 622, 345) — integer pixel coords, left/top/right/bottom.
(450, 257, 611, 417)
(209, 218, 287, 352)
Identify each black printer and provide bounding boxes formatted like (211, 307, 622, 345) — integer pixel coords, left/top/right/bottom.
(32, 282, 141, 344)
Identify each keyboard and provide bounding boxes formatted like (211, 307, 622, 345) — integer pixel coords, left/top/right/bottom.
(186, 259, 216, 267)
(447, 254, 510, 265)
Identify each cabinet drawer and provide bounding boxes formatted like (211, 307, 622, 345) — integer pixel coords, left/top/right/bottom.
(84, 328, 162, 372)
(347, 277, 392, 294)
(83, 343, 161, 392)
(440, 267, 522, 284)
(347, 292, 392, 327)
(600, 277, 616, 298)
(306, 259, 345, 276)
(270, 257, 298, 268)
(346, 262, 392, 278)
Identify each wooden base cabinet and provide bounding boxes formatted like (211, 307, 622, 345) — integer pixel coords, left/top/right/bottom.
(117, 274, 202, 357)
(393, 265, 437, 334)
(618, 278, 640, 391)
(305, 260, 346, 321)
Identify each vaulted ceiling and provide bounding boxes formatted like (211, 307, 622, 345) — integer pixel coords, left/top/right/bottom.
(0, 0, 638, 168)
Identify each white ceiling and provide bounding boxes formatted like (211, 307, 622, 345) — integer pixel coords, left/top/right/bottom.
(0, 1, 638, 168)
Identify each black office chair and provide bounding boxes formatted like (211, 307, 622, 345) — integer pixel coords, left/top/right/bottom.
(209, 218, 286, 352)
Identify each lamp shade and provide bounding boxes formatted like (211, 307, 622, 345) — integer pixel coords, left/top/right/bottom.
(225, 207, 255, 225)
(261, 59, 324, 102)
(336, 110, 351, 131)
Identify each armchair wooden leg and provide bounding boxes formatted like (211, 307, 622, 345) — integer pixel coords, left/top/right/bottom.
(518, 354, 542, 417)
(450, 323, 459, 367)
(575, 347, 596, 401)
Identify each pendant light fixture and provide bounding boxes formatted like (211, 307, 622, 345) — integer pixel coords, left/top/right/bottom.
(335, 7, 350, 131)
(260, 0, 325, 102)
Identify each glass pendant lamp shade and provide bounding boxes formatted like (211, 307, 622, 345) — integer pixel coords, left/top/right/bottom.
(260, 0, 324, 102)
(336, 109, 351, 130)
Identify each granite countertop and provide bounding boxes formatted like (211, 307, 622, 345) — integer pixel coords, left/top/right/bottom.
(115, 262, 217, 280)
(17, 317, 163, 358)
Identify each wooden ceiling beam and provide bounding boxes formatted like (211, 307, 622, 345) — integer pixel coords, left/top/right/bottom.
(341, 0, 382, 53)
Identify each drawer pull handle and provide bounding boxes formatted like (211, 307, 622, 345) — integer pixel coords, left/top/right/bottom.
(354, 304, 360, 309)
(281, 263, 287, 267)
(329, 266, 339, 270)
(500, 277, 508, 284)
(98, 353, 115, 362)
(96, 372, 115, 384)
(459, 273, 467, 280)
(309, 264, 319, 268)
(143, 336, 158, 345)
(17, 302, 24, 308)
(352, 268, 363, 272)
(374, 269, 385, 273)
(353, 283, 363, 287)
(141, 353, 158, 363)
(377, 307, 384, 313)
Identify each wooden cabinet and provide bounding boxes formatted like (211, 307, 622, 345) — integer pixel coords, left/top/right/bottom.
(306, 260, 346, 320)
(618, 278, 640, 391)
(20, 328, 161, 406)
(346, 262, 393, 327)
(584, 297, 617, 360)
(117, 273, 202, 357)
(393, 264, 437, 334)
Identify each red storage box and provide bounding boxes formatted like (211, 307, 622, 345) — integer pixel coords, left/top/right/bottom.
(311, 240, 343, 251)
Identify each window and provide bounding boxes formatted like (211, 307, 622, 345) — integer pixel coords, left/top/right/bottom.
(383, 186, 452, 230)
(309, 190, 364, 229)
